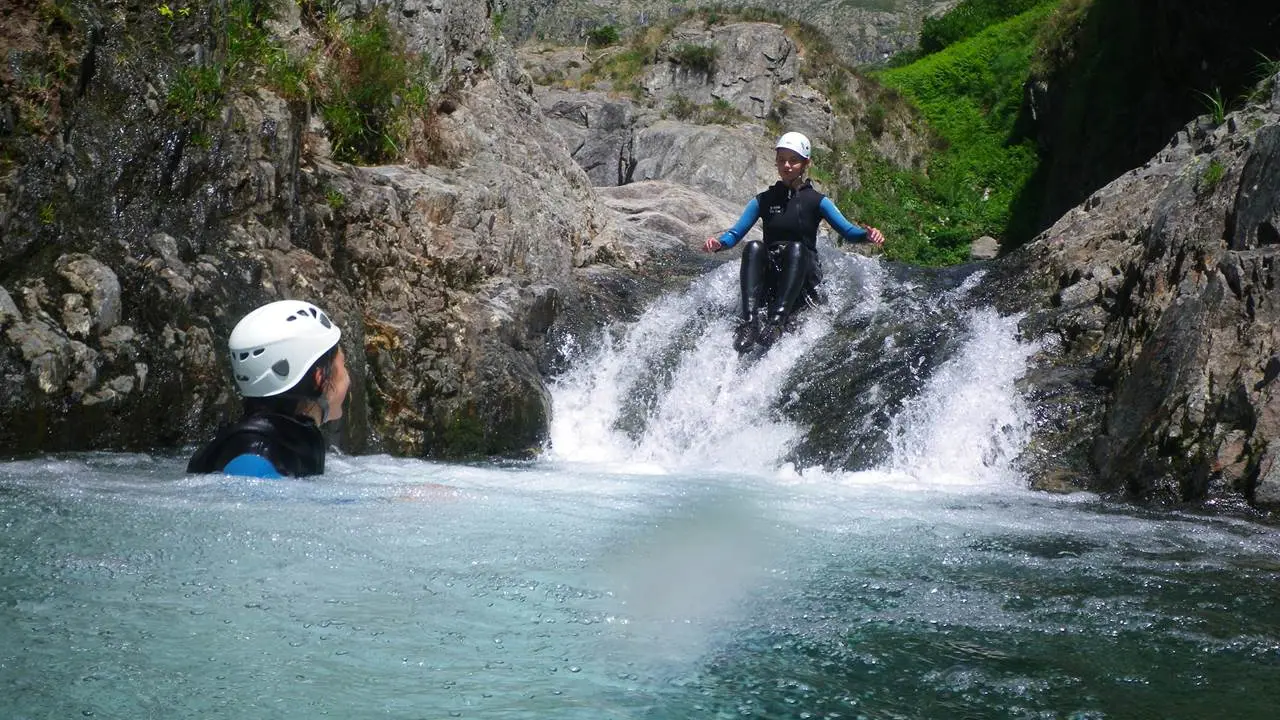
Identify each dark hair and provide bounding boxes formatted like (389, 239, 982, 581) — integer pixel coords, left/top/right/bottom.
(242, 344, 341, 418)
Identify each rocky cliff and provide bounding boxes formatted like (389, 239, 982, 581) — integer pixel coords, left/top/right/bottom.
(992, 72, 1280, 508)
(0, 0, 725, 460)
(520, 20, 929, 204)
(1024, 1, 1280, 242)
(497, 0, 952, 66)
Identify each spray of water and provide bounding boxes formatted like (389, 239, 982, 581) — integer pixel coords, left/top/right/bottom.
(886, 309, 1043, 485)
(547, 254, 1039, 485)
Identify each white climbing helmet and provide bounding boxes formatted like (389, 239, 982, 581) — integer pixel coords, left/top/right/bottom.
(775, 131, 812, 159)
(228, 300, 341, 398)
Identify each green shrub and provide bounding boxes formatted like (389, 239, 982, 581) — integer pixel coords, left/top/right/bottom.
(161, 1, 316, 121)
(166, 64, 224, 121)
(666, 94, 698, 120)
(318, 9, 430, 164)
(701, 97, 744, 125)
(581, 28, 659, 92)
(586, 25, 620, 48)
(670, 43, 717, 75)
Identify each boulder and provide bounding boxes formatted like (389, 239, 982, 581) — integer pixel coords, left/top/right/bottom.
(986, 83, 1280, 507)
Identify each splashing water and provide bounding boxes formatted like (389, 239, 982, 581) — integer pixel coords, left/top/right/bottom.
(887, 308, 1043, 486)
(548, 253, 1039, 487)
(5, 254, 1280, 719)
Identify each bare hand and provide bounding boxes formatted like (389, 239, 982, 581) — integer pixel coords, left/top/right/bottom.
(865, 227, 885, 246)
(703, 236, 724, 253)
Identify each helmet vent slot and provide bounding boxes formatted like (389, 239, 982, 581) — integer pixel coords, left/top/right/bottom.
(320, 313, 332, 328)
(286, 314, 298, 322)
(251, 348, 264, 357)
(237, 352, 249, 361)
(271, 359, 290, 377)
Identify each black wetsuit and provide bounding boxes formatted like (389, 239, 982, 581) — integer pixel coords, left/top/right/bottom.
(744, 180, 828, 324)
(187, 412, 327, 477)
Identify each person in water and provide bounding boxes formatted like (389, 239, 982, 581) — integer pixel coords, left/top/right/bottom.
(703, 131, 885, 351)
(187, 299, 351, 478)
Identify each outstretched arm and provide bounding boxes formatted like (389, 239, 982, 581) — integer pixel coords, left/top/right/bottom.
(703, 198, 761, 252)
(819, 197, 884, 246)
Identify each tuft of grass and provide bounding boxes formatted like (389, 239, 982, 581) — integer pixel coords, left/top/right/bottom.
(5, 0, 84, 139)
(1200, 158, 1226, 193)
(1198, 86, 1226, 124)
(1029, 0, 1094, 78)
(325, 187, 346, 210)
(166, 64, 223, 121)
(701, 97, 744, 125)
(1248, 51, 1280, 102)
(163, 0, 316, 122)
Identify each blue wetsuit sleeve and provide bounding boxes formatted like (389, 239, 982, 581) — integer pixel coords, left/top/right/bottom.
(717, 198, 761, 249)
(819, 197, 869, 242)
(222, 453, 284, 479)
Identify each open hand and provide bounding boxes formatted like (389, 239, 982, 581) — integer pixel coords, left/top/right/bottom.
(703, 237, 724, 253)
(865, 227, 885, 246)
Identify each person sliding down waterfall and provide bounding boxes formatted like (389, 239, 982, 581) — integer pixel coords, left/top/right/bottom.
(702, 131, 885, 353)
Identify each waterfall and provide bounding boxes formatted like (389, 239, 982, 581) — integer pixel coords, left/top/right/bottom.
(547, 250, 1041, 484)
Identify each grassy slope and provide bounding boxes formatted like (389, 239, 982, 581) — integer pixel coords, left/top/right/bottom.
(828, 2, 1055, 265)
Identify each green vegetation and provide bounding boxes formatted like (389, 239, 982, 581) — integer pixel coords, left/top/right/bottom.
(1029, 0, 1094, 78)
(663, 94, 744, 125)
(918, 0, 1045, 55)
(1200, 159, 1226, 194)
(586, 25, 620, 49)
(577, 25, 664, 96)
(318, 9, 431, 163)
(666, 94, 698, 120)
(164, 1, 315, 122)
(670, 43, 718, 74)
(702, 97, 743, 124)
(5, 0, 84, 139)
(823, 3, 1057, 265)
(155, 0, 431, 165)
(165, 64, 223, 122)
(325, 188, 347, 211)
(1249, 51, 1280, 102)
(1197, 87, 1226, 125)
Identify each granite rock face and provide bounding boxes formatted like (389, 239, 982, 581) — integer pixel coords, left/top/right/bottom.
(497, 0, 951, 66)
(988, 73, 1280, 508)
(0, 0, 674, 459)
(526, 21, 929, 202)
